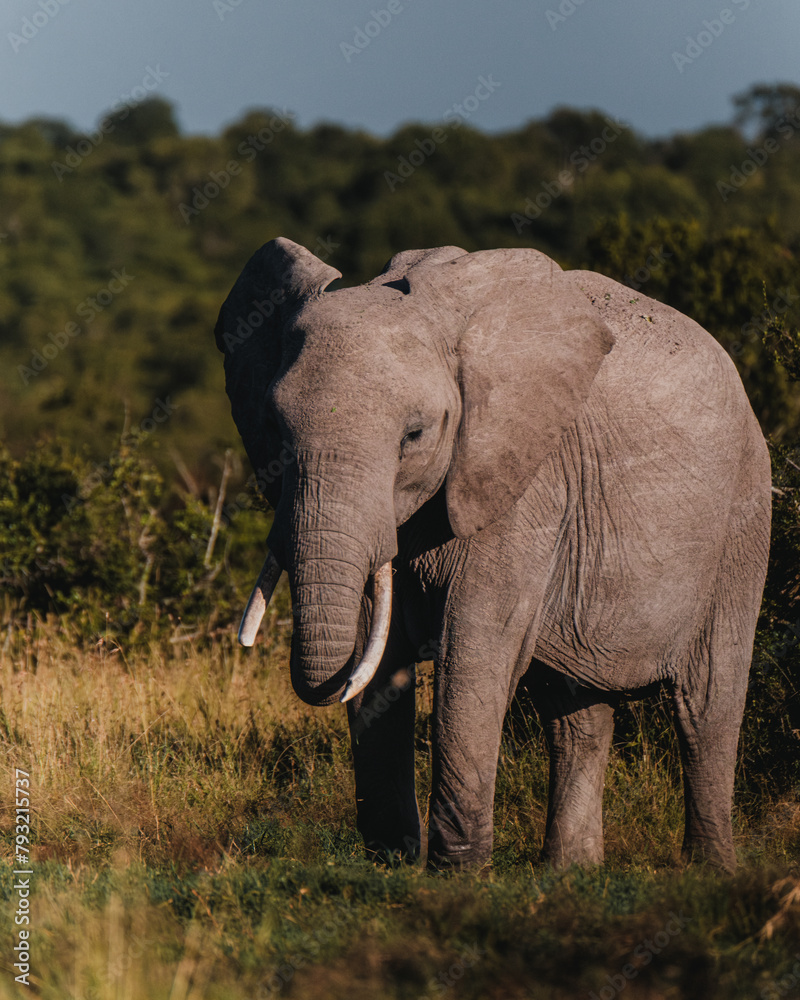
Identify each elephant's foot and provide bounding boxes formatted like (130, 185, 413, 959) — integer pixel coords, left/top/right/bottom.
(426, 847, 492, 875)
(358, 801, 423, 866)
(681, 834, 736, 873)
(365, 844, 420, 866)
(426, 822, 493, 873)
(542, 826, 605, 868)
(360, 823, 422, 865)
(676, 761, 739, 873)
(363, 830, 422, 866)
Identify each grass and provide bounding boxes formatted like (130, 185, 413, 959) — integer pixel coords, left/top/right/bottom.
(1, 619, 799, 999)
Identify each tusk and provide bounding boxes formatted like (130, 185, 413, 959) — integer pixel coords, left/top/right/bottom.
(340, 562, 393, 703)
(238, 551, 283, 647)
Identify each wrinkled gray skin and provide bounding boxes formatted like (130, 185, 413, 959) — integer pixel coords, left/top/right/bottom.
(215, 238, 771, 872)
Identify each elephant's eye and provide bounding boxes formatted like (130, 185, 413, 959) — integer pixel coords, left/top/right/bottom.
(400, 428, 423, 456)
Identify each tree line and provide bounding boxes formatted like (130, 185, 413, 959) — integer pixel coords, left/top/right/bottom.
(1, 83, 798, 786)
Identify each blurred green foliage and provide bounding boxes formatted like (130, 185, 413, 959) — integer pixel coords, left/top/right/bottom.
(2, 87, 800, 476)
(1, 89, 800, 778)
(1, 91, 799, 997)
(0, 437, 269, 643)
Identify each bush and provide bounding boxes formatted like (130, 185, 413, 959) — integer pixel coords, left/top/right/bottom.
(0, 436, 263, 643)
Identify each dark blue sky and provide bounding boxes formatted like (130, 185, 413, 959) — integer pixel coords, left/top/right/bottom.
(2, 0, 798, 138)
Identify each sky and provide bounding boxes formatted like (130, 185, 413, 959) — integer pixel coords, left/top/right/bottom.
(1, 0, 799, 140)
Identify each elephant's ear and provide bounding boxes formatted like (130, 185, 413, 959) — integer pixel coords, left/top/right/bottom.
(214, 238, 341, 505)
(408, 248, 614, 538)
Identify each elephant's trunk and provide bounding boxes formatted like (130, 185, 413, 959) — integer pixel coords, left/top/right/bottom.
(238, 552, 392, 706)
(239, 452, 397, 705)
(288, 550, 388, 705)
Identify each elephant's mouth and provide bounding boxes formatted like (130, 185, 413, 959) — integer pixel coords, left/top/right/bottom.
(237, 552, 392, 703)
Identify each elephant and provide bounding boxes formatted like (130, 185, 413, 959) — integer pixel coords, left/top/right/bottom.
(214, 237, 771, 872)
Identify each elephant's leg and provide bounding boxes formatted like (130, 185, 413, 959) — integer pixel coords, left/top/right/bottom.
(672, 702, 742, 872)
(347, 647, 421, 864)
(426, 662, 510, 871)
(671, 524, 765, 873)
(671, 634, 750, 873)
(421, 506, 560, 871)
(527, 664, 615, 866)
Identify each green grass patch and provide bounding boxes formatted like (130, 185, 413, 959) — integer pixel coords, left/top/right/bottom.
(1, 625, 798, 998)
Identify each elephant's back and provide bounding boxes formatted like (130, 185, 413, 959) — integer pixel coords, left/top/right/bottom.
(567, 269, 767, 475)
(568, 269, 747, 418)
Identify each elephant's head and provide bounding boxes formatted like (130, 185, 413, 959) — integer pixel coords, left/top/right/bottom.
(215, 238, 613, 705)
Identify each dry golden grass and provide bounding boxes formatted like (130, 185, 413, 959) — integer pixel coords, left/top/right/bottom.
(0, 620, 351, 871)
(1, 620, 799, 999)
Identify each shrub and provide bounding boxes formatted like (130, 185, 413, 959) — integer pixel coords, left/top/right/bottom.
(0, 436, 261, 643)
